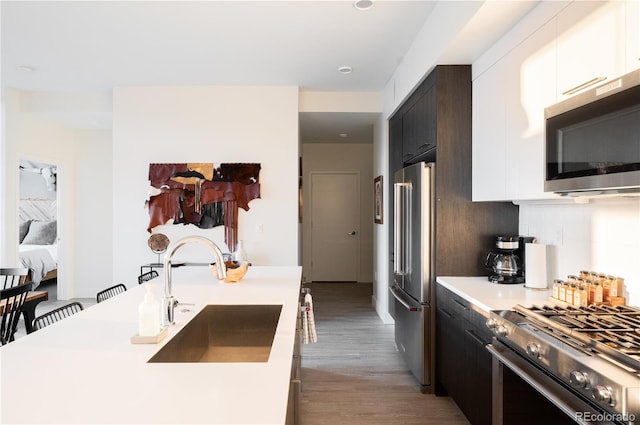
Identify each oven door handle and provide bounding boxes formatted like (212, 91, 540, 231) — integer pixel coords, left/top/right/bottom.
(487, 343, 604, 425)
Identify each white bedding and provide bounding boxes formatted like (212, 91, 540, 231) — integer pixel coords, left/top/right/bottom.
(19, 244, 57, 288)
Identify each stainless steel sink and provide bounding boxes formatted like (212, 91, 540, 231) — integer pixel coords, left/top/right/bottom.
(148, 304, 282, 363)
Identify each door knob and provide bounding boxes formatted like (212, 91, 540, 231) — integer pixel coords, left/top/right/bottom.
(347, 231, 357, 235)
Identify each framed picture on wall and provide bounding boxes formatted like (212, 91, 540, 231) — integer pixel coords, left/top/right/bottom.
(374, 175, 383, 224)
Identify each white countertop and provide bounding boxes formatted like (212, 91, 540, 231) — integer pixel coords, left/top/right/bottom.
(436, 276, 554, 314)
(0, 266, 302, 425)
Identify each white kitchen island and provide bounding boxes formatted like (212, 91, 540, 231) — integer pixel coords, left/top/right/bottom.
(0, 266, 302, 425)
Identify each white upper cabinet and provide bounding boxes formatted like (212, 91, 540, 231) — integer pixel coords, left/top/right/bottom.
(627, 0, 640, 73)
(556, 1, 627, 100)
(504, 18, 558, 200)
(472, 18, 557, 201)
(472, 60, 507, 201)
(472, 0, 638, 202)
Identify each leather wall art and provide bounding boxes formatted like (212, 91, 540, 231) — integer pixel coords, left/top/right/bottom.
(147, 163, 261, 251)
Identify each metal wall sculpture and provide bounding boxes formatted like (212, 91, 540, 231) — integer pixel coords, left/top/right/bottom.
(147, 163, 261, 251)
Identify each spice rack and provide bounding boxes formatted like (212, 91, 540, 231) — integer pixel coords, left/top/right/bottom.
(549, 270, 626, 307)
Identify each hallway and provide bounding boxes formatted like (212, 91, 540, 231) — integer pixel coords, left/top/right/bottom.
(299, 282, 469, 425)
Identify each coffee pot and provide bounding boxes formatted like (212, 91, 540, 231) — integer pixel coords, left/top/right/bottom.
(485, 236, 534, 284)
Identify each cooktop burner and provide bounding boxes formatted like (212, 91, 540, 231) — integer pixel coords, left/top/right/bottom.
(514, 304, 640, 368)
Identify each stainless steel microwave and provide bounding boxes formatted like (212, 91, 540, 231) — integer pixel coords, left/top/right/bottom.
(544, 69, 640, 195)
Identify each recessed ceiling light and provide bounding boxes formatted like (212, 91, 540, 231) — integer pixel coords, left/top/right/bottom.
(354, 0, 374, 11)
(16, 65, 35, 73)
(338, 66, 353, 74)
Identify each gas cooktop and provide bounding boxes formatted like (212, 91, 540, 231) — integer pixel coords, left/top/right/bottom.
(488, 303, 640, 421)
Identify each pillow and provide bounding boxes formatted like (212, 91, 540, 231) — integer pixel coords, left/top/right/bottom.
(22, 220, 57, 245)
(19, 220, 32, 244)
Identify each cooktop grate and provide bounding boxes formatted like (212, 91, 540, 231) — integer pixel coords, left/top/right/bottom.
(514, 304, 640, 366)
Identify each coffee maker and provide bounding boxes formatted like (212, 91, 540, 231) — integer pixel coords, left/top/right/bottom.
(485, 236, 535, 284)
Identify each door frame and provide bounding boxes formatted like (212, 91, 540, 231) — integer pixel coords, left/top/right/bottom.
(305, 170, 361, 282)
(17, 156, 69, 300)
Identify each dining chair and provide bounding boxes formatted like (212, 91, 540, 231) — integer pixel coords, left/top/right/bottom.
(0, 268, 28, 290)
(0, 282, 34, 345)
(33, 302, 84, 331)
(138, 270, 159, 285)
(96, 283, 127, 303)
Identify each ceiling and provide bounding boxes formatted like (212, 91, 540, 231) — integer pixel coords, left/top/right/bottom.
(1, 1, 539, 144)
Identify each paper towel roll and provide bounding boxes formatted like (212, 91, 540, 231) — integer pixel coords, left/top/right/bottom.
(525, 243, 548, 289)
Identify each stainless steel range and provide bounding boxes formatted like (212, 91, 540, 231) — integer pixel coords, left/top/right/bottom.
(486, 304, 640, 424)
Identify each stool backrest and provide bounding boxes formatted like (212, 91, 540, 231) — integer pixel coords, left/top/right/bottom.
(96, 283, 127, 303)
(0, 282, 33, 345)
(33, 302, 84, 330)
(0, 268, 28, 290)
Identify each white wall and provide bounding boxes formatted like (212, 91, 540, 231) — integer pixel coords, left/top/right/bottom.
(1, 88, 113, 299)
(382, 1, 483, 118)
(372, 114, 392, 324)
(112, 86, 299, 286)
(301, 143, 374, 284)
(520, 199, 640, 306)
(73, 129, 113, 297)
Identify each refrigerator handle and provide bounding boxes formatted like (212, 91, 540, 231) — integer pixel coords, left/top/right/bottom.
(404, 184, 412, 275)
(394, 183, 411, 275)
(389, 286, 421, 311)
(393, 183, 403, 275)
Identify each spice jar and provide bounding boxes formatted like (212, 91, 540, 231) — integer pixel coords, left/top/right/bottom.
(575, 282, 588, 307)
(600, 275, 611, 302)
(565, 283, 575, 306)
(579, 270, 592, 279)
(558, 280, 567, 302)
(552, 279, 562, 300)
(592, 281, 603, 305)
(606, 275, 619, 297)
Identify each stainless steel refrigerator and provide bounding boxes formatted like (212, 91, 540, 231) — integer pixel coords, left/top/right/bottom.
(389, 161, 434, 391)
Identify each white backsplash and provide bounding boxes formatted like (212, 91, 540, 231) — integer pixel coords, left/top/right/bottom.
(519, 197, 640, 307)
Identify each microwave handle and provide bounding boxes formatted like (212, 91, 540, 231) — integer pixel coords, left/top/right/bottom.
(562, 76, 606, 96)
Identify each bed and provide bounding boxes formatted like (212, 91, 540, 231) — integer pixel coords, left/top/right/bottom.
(18, 199, 58, 289)
(19, 243, 57, 288)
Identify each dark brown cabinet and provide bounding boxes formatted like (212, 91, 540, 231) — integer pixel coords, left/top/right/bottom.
(387, 65, 518, 402)
(387, 65, 519, 285)
(436, 283, 492, 425)
(401, 82, 437, 163)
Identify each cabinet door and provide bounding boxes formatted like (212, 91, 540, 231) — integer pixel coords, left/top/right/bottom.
(557, 1, 627, 100)
(402, 85, 436, 163)
(436, 285, 466, 399)
(436, 308, 460, 397)
(627, 0, 640, 73)
(472, 60, 507, 201)
(389, 115, 404, 173)
(463, 314, 493, 425)
(504, 18, 557, 200)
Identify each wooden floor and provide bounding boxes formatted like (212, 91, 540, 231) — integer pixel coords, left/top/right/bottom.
(299, 282, 469, 425)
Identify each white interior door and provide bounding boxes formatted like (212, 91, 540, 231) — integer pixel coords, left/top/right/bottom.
(310, 172, 360, 282)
